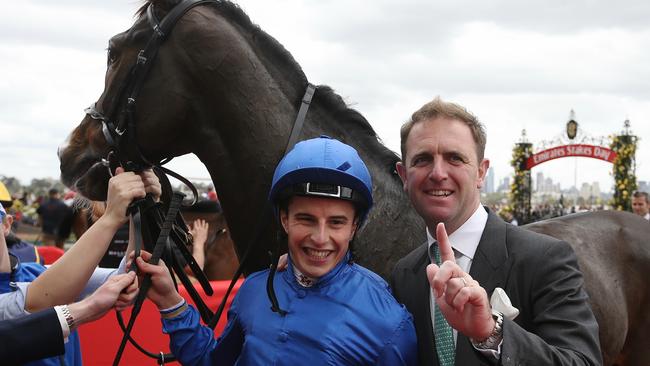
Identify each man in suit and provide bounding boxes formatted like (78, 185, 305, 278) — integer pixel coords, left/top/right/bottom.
(390, 97, 602, 365)
(0, 271, 137, 365)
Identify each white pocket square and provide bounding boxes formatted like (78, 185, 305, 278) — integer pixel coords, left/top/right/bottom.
(490, 287, 519, 320)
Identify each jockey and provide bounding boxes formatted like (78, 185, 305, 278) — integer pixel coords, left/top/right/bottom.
(138, 136, 417, 365)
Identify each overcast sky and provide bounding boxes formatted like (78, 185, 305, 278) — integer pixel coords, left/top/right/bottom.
(2, 0, 649, 193)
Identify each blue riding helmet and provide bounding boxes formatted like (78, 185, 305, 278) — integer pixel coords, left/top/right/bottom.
(269, 136, 373, 223)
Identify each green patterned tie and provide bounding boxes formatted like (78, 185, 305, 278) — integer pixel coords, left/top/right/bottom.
(432, 242, 455, 366)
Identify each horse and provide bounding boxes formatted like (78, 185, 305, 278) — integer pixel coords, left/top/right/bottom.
(57, 1, 649, 364)
(524, 211, 650, 366)
(180, 200, 239, 280)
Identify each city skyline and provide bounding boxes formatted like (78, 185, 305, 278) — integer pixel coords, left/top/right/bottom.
(487, 161, 650, 197)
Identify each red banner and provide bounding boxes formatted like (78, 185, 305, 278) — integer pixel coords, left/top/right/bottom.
(525, 144, 617, 169)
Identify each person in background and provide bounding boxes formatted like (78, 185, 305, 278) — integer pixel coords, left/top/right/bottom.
(188, 219, 209, 272)
(37, 188, 72, 248)
(631, 191, 650, 221)
(1, 200, 43, 265)
(0, 181, 11, 210)
(206, 185, 219, 202)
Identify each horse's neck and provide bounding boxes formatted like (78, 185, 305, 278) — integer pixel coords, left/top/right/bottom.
(187, 8, 424, 274)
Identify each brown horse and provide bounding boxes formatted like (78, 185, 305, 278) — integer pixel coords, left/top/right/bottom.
(57, 1, 649, 364)
(180, 200, 239, 280)
(524, 211, 650, 366)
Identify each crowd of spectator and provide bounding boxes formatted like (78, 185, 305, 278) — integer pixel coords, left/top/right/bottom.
(487, 200, 623, 226)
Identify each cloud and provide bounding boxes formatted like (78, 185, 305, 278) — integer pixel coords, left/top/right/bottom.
(0, 1, 135, 50)
(1, 0, 649, 194)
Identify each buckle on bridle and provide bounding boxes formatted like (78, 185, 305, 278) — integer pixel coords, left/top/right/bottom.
(101, 151, 119, 177)
(137, 50, 147, 65)
(115, 125, 126, 136)
(85, 103, 109, 122)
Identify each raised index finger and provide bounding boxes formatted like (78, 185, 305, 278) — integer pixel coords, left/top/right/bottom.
(436, 222, 456, 263)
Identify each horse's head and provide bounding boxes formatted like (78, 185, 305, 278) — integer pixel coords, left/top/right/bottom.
(59, 1, 218, 200)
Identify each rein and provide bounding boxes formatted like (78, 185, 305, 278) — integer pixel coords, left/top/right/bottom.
(84, 0, 317, 364)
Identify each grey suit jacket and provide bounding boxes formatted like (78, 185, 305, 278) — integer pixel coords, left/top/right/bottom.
(390, 207, 602, 366)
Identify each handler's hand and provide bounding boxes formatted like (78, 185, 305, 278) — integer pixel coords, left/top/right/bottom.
(139, 169, 162, 203)
(67, 272, 137, 328)
(104, 167, 146, 227)
(276, 253, 288, 271)
(426, 223, 494, 341)
(131, 250, 184, 310)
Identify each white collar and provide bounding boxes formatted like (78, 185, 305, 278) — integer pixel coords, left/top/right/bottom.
(292, 266, 317, 287)
(645, 213, 650, 221)
(427, 204, 488, 261)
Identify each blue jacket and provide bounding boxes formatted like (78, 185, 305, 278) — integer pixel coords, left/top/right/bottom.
(162, 254, 417, 365)
(6, 233, 44, 264)
(0, 259, 83, 366)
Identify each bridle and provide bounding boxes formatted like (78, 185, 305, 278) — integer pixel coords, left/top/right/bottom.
(84, 0, 213, 200)
(82, 1, 226, 365)
(83, 0, 318, 365)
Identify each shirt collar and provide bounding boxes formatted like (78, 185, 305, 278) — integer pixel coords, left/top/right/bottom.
(427, 204, 488, 261)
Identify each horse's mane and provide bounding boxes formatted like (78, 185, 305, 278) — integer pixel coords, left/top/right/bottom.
(137, 0, 306, 88)
(312, 86, 400, 167)
(138, 0, 399, 168)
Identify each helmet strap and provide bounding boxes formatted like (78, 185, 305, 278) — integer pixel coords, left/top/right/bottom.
(266, 231, 288, 316)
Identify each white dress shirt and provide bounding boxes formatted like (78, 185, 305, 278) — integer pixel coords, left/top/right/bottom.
(427, 203, 487, 345)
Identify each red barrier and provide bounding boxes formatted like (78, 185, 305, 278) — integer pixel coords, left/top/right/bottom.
(37, 246, 65, 265)
(79, 279, 242, 366)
